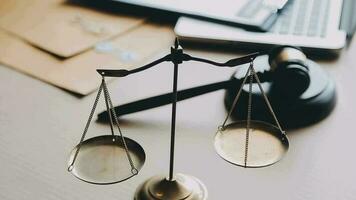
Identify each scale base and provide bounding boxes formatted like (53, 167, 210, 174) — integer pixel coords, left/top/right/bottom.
(134, 173, 207, 200)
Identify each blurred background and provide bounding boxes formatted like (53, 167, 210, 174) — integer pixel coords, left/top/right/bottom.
(0, 0, 355, 200)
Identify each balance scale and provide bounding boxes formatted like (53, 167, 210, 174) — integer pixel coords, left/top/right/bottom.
(67, 39, 289, 200)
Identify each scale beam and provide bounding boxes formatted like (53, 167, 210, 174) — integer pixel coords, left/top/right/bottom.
(96, 51, 260, 77)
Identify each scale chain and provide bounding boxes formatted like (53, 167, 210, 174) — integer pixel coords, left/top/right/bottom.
(245, 63, 254, 167)
(221, 64, 252, 128)
(250, 66, 285, 134)
(102, 78, 138, 175)
(68, 81, 104, 171)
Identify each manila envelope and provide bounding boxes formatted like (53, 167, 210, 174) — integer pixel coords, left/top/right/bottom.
(0, 0, 145, 58)
(0, 22, 175, 95)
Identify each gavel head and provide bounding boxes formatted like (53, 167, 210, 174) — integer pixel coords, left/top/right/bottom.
(268, 45, 311, 98)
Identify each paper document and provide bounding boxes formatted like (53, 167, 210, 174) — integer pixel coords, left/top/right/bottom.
(0, 23, 174, 95)
(0, 0, 145, 57)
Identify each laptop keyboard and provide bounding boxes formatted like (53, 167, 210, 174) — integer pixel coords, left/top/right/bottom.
(270, 0, 330, 37)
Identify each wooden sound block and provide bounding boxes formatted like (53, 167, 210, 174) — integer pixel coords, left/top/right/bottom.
(225, 59, 336, 129)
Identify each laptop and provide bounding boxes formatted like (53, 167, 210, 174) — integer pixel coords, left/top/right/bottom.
(175, 0, 348, 53)
(108, 0, 289, 31)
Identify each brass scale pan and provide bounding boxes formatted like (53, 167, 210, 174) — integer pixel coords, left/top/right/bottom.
(68, 135, 145, 184)
(67, 79, 145, 184)
(215, 120, 289, 168)
(214, 63, 289, 168)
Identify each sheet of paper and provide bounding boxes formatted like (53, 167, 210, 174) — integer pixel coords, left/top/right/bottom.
(0, 22, 175, 95)
(0, 0, 145, 57)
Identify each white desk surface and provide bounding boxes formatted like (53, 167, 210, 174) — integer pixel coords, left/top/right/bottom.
(1, 39, 356, 200)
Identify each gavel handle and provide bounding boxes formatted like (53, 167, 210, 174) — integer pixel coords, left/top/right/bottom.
(97, 79, 235, 121)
